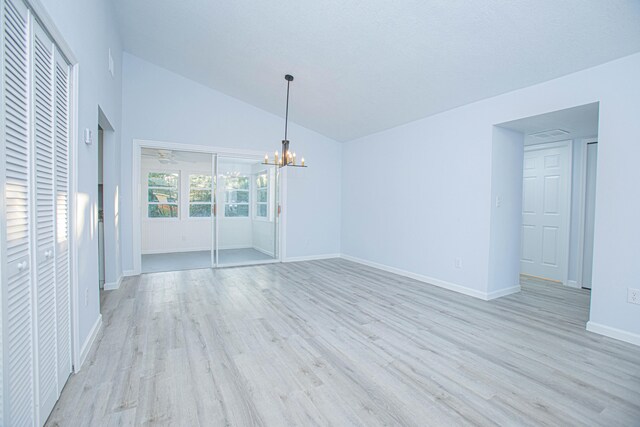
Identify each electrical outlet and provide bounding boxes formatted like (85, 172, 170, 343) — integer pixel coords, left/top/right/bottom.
(628, 288, 640, 305)
(84, 288, 89, 306)
(454, 258, 462, 269)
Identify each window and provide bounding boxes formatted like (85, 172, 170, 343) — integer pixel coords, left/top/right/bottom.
(224, 175, 249, 217)
(148, 172, 179, 218)
(189, 174, 212, 217)
(255, 172, 268, 218)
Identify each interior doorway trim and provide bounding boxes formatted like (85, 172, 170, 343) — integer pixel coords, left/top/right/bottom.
(575, 137, 598, 288)
(522, 139, 573, 286)
(132, 139, 284, 275)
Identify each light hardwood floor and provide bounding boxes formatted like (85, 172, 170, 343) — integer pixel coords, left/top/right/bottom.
(46, 259, 640, 426)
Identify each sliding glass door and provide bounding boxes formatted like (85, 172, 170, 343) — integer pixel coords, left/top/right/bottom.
(139, 150, 279, 273)
(214, 156, 279, 267)
(141, 149, 214, 273)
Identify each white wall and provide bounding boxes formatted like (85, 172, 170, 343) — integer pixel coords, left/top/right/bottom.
(38, 0, 123, 360)
(488, 127, 524, 296)
(342, 52, 640, 342)
(121, 53, 342, 270)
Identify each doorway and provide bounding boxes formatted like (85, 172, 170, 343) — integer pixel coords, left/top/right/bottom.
(137, 144, 281, 274)
(496, 102, 599, 289)
(216, 156, 279, 267)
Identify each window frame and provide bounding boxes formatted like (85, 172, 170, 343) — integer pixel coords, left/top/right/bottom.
(254, 170, 269, 220)
(147, 171, 180, 220)
(223, 174, 250, 218)
(188, 173, 213, 219)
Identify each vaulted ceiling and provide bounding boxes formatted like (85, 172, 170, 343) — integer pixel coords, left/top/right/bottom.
(114, 0, 640, 141)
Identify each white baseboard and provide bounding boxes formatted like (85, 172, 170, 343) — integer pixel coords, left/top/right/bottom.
(284, 253, 341, 263)
(77, 314, 103, 371)
(486, 285, 521, 300)
(123, 269, 136, 277)
(586, 321, 640, 347)
(340, 254, 518, 301)
(567, 280, 581, 289)
(103, 275, 123, 290)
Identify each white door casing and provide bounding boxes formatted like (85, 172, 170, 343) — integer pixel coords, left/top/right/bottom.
(581, 143, 597, 289)
(521, 141, 571, 283)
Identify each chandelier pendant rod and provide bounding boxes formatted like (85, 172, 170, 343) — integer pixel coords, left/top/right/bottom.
(264, 74, 307, 168)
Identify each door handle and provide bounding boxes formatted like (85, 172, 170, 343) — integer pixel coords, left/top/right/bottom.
(17, 261, 28, 271)
(212, 204, 217, 216)
(45, 250, 53, 259)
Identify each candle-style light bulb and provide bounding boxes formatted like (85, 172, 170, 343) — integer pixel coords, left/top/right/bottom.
(264, 153, 269, 164)
(301, 157, 305, 167)
(293, 152, 296, 165)
(274, 151, 278, 165)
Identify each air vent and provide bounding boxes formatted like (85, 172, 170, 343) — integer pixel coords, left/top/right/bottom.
(529, 129, 570, 139)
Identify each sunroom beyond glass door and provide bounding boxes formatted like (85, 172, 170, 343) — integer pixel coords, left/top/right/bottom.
(140, 148, 214, 273)
(216, 156, 279, 267)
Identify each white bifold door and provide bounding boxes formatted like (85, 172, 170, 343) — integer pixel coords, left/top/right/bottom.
(0, 0, 72, 425)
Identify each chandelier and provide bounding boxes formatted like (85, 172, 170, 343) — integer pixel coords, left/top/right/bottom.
(263, 74, 307, 168)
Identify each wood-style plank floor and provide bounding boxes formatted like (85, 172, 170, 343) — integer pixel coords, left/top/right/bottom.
(46, 259, 640, 426)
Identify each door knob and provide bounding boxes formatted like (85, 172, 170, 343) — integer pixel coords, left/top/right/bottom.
(17, 261, 27, 271)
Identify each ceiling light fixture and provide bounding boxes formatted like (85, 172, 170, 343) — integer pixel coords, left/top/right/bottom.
(264, 74, 307, 168)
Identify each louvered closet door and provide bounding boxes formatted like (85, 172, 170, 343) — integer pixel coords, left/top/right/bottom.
(32, 21, 59, 424)
(54, 48, 71, 392)
(1, 0, 34, 425)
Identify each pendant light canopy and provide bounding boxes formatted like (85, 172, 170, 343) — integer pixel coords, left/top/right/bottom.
(263, 74, 307, 168)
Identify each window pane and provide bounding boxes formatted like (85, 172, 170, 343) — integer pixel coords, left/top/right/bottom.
(189, 204, 211, 217)
(225, 176, 249, 190)
(148, 188, 178, 203)
(190, 189, 211, 202)
(190, 174, 212, 189)
(226, 190, 249, 203)
(257, 188, 267, 203)
(148, 172, 178, 188)
(257, 204, 267, 217)
(148, 204, 178, 218)
(256, 174, 268, 188)
(225, 204, 249, 217)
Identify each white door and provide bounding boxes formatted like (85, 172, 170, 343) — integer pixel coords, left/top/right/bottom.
(581, 142, 597, 289)
(521, 142, 571, 282)
(32, 21, 60, 424)
(1, 0, 35, 424)
(53, 32, 72, 404)
(1, 1, 72, 424)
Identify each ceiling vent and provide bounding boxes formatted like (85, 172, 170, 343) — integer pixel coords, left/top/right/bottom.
(529, 129, 570, 139)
